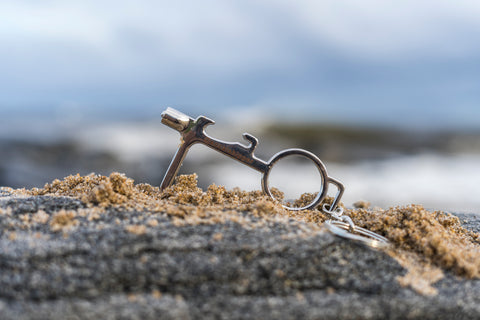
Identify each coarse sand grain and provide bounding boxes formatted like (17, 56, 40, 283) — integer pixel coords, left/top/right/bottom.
(11, 172, 480, 294)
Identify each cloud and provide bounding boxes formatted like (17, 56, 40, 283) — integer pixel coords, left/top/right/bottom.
(0, 0, 479, 127)
(3, 1, 480, 64)
(267, 0, 480, 59)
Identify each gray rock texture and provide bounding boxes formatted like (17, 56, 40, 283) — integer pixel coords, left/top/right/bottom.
(0, 194, 479, 319)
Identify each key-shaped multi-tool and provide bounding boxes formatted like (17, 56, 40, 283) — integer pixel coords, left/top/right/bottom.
(160, 107, 389, 248)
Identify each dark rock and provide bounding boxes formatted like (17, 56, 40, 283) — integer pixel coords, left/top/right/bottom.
(0, 196, 479, 319)
(3, 196, 85, 215)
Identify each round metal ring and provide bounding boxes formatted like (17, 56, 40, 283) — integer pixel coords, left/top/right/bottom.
(262, 148, 328, 211)
(324, 220, 390, 249)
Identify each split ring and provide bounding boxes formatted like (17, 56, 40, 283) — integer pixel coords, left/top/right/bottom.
(324, 220, 390, 249)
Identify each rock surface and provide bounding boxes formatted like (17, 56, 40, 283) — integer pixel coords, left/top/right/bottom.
(0, 193, 479, 320)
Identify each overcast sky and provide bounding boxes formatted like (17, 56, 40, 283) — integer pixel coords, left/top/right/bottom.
(1, 0, 480, 128)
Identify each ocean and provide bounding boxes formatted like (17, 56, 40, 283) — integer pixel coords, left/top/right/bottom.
(0, 114, 478, 213)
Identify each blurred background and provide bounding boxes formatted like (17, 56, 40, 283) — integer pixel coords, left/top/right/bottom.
(0, 0, 479, 212)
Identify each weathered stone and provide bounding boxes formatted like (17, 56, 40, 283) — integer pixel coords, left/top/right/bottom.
(0, 195, 479, 319)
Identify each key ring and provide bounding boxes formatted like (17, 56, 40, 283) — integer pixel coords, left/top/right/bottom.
(159, 107, 344, 211)
(324, 216, 390, 249)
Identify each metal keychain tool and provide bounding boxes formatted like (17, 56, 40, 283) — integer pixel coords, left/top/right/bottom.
(160, 107, 389, 247)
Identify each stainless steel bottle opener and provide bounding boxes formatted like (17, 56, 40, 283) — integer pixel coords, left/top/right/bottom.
(159, 107, 344, 211)
(159, 107, 389, 247)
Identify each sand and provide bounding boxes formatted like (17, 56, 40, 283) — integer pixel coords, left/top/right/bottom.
(1, 173, 480, 319)
(16, 172, 477, 284)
